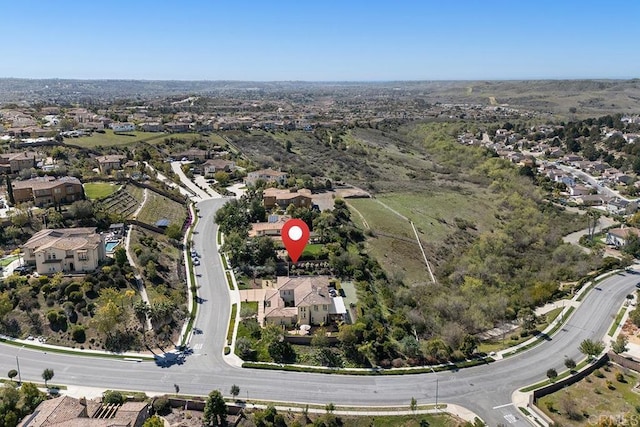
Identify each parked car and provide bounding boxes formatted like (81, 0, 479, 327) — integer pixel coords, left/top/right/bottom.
(193, 258, 200, 266)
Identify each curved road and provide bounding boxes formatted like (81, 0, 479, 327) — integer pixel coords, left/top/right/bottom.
(0, 198, 635, 426)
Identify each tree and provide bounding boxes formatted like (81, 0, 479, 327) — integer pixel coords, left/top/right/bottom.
(612, 334, 628, 354)
(164, 223, 182, 240)
(579, 338, 605, 359)
(92, 299, 124, 336)
(203, 390, 227, 426)
(410, 397, 417, 413)
(7, 370, 17, 382)
(114, 247, 128, 267)
(546, 368, 558, 380)
(5, 175, 14, 205)
(518, 307, 537, 332)
(0, 292, 13, 319)
(214, 171, 230, 186)
(586, 210, 601, 241)
(42, 368, 54, 387)
(143, 416, 165, 427)
(68, 200, 94, 220)
(230, 384, 240, 400)
(564, 357, 576, 371)
(103, 390, 125, 404)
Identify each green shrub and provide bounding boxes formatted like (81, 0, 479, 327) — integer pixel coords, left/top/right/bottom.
(616, 371, 624, 382)
(593, 369, 604, 378)
(103, 390, 125, 405)
(72, 326, 86, 343)
(152, 397, 170, 415)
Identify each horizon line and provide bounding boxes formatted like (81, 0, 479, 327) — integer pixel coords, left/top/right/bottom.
(1, 76, 639, 83)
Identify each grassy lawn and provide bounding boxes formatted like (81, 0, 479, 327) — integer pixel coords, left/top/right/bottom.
(69, 130, 165, 148)
(135, 191, 187, 227)
(84, 182, 118, 200)
(347, 189, 498, 286)
(241, 301, 258, 317)
(537, 364, 640, 426)
(0, 255, 18, 267)
(302, 243, 325, 258)
(69, 129, 213, 148)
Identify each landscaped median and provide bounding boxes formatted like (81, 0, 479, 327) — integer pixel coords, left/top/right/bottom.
(0, 336, 155, 361)
(241, 357, 494, 376)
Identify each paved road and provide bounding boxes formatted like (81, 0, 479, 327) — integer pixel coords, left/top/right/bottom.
(0, 200, 635, 426)
(556, 164, 630, 201)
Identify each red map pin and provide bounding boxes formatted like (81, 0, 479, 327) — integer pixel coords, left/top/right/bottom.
(281, 218, 310, 263)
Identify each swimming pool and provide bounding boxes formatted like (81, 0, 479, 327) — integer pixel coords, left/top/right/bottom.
(105, 241, 120, 252)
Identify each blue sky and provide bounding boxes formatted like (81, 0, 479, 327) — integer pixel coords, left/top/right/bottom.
(2, 1, 639, 81)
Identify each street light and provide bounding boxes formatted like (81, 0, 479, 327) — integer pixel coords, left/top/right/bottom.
(429, 366, 439, 410)
(16, 345, 24, 385)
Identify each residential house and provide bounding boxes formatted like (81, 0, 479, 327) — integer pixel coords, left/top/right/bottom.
(12, 176, 83, 206)
(174, 148, 207, 161)
(263, 276, 346, 326)
(109, 122, 135, 133)
(573, 194, 610, 206)
(249, 215, 291, 238)
(245, 168, 288, 186)
(0, 151, 37, 173)
(18, 395, 149, 427)
(262, 188, 312, 210)
(607, 198, 637, 215)
(164, 122, 190, 133)
(22, 227, 106, 275)
(203, 159, 236, 177)
(138, 122, 163, 132)
(606, 227, 640, 248)
(96, 154, 126, 174)
(568, 184, 592, 197)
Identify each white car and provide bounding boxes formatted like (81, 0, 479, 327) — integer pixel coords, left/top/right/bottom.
(193, 258, 200, 266)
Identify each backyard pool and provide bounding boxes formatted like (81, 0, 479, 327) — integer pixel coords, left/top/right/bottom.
(105, 241, 120, 253)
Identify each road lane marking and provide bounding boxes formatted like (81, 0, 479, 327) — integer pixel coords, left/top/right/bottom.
(504, 413, 518, 423)
(493, 403, 513, 409)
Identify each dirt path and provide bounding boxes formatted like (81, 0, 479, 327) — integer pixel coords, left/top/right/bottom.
(125, 188, 153, 331)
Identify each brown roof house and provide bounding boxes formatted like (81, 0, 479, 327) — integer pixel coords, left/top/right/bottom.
(0, 151, 37, 173)
(249, 214, 291, 238)
(262, 188, 312, 210)
(203, 159, 236, 177)
(23, 227, 106, 275)
(12, 176, 84, 207)
(96, 155, 126, 174)
(263, 276, 346, 327)
(19, 395, 149, 427)
(245, 168, 288, 186)
(606, 227, 640, 248)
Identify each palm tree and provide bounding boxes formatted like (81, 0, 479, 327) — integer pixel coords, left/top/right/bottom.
(42, 368, 54, 387)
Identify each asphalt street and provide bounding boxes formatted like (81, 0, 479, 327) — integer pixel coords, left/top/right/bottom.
(0, 197, 635, 427)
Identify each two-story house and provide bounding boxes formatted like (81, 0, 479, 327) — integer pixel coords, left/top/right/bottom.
(0, 151, 37, 174)
(22, 227, 106, 275)
(245, 168, 288, 186)
(96, 154, 126, 174)
(262, 188, 312, 210)
(11, 176, 83, 206)
(202, 159, 236, 177)
(263, 276, 346, 326)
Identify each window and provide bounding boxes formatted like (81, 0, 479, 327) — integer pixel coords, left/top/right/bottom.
(314, 305, 318, 311)
(323, 305, 328, 311)
(78, 251, 88, 261)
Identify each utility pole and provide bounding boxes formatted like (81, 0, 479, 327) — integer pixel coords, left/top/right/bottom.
(16, 355, 21, 385)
